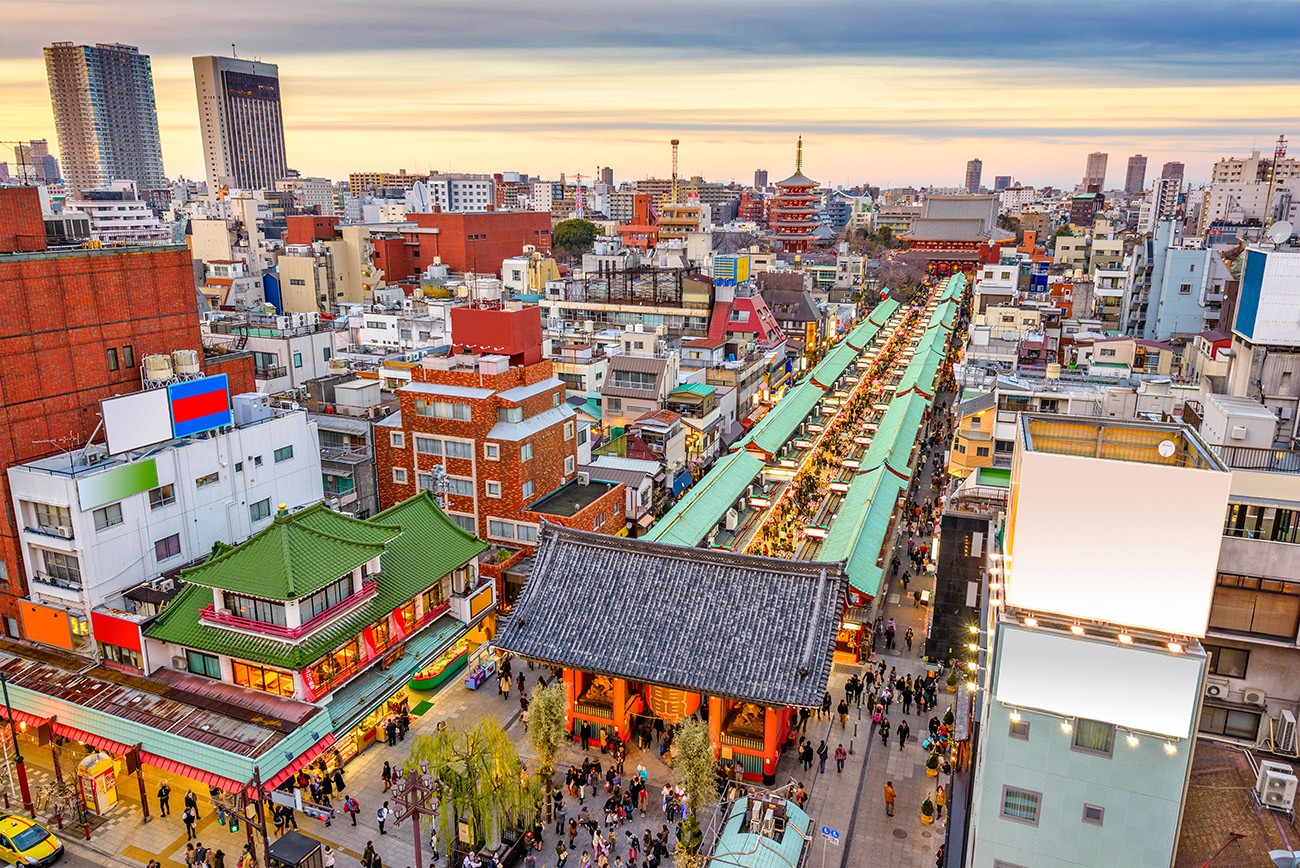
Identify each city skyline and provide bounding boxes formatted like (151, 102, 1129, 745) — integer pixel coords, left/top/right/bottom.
(1, 0, 1297, 187)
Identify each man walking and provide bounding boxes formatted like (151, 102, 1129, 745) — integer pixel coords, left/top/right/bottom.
(837, 698, 849, 729)
(898, 720, 911, 751)
(377, 801, 390, 835)
(884, 781, 896, 817)
(834, 744, 847, 775)
(182, 805, 197, 840)
(343, 794, 359, 826)
(157, 781, 171, 817)
(816, 740, 828, 774)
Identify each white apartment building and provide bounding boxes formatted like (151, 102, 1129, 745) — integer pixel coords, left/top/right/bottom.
(8, 406, 323, 655)
(274, 176, 336, 216)
(66, 180, 169, 243)
(202, 312, 340, 393)
(427, 174, 496, 212)
(968, 416, 1232, 868)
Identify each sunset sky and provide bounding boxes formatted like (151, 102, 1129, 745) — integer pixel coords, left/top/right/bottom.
(2, 0, 1297, 189)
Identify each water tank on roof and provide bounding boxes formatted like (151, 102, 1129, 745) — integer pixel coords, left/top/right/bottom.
(1046, 363, 1062, 380)
(172, 349, 200, 377)
(143, 354, 174, 382)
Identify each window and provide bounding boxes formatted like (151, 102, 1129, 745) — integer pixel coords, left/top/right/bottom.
(323, 347, 332, 362)
(369, 617, 391, 651)
(122, 345, 135, 368)
(421, 582, 446, 615)
(486, 481, 502, 498)
(185, 650, 221, 679)
(1099, 348, 1117, 357)
(416, 400, 470, 420)
(293, 352, 303, 368)
(497, 407, 524, 424)
(301, 575, 354, 621)
(274, 446, 294, 463)
(253, 456, 263, 467)
(148, 485, 176, 510)
(93, 503, 123, 530)
(309, 638, 361, 688)
(578, 426, 588, 445)
(565, 456, 575, 475)
(445, 441, 472, 460)
(564, 422, 575, 441)
(1082, 804, 1105, 826)
(1204, 643, 1249, 678)
(517, 524, 538, 543)
(438, 477, 469, 497)
(99, 641, 142, 669)
(195, 472, 220, 488)
(235, 461, 243, 473)
(489, 520, 515, 539)
(1071, 718, 1115, 757)
(1209, 573, 1300, 638)
(484, 443, 500, 461)
(1199, 705, 1261, 739)
(106, 348, 119, 371)
(415, 436, 442, 455)
(41, 551, 81, 587)
(976, 447, 990, 457)
(224, 591, 289, 626)
(522, 479, 534, 499)
(1000, 786, 1041, 825)
(610, 370, 656, 390)
(232, 661, 295, 697)
(390, 432, 405, 449)
(154, 533, 181, 562)
(32, 503, 71, 532)
(1223, 504, 1299, 544)
(521, 443, 534, 462)
(449, 513, 476, 533)
(1009, 718, 1030, 740)
(392, 467, 408, 484)
(250, 498, 272, 522)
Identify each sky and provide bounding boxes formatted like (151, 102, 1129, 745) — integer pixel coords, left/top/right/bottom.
(2, 0, 1298, 189)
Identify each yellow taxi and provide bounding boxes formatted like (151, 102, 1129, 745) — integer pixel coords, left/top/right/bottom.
(0, 814, 63, 865)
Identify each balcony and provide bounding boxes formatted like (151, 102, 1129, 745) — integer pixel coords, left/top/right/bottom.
(200, 579, 378, 639)
(33, 572, 82, 592)
(255, 365, 288, 381)
(1214, 445, 1300, 474)
(24, 524, 74, 542)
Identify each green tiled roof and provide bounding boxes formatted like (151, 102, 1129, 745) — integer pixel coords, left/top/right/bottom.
(645, 449, 766, 547)
(808, 339, 858, 386)
(867, 297, 901, 328)
(819, 465, 907, 596)
(180, 502, 401, 599)
(670, 382, 717, 397)
(746, 382, 823, 455)
(147, 493, 487, 669)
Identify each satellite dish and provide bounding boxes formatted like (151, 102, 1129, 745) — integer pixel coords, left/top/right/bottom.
(408, 181, 432, 214)
(1267, 220, 1293, 244)
(1157, 439, 1176, 458)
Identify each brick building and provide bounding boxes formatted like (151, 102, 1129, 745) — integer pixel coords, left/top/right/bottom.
(375, 305, 623, 547)
(394, 211, 553, 277)
(0, 186, 255, 636)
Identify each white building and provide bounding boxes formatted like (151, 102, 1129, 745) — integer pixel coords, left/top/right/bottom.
(8, 405, 323, 655)
(66, 180, 169, 243)
(426, 174, 496, 213)
(193, 55, 288, 191)
(274, 176, 336, 216)
(967, 416, 1232, 868)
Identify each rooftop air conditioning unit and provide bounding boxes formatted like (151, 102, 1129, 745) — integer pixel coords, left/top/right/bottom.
(724, 508, 739, 531)
(1243, 687, 1268, 706)
(577, 472, 591, 486)
(171, 655, 187, 669)
(56, 526, 74, 539)
(1230, 425, 1248, 440)
(1204, 677, 1229, 699)
(1257, 765, 1298, 812)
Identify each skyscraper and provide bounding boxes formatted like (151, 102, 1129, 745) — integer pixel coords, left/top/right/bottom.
(9, 140, 59, 184)
(994, 175, 1013, 192)
(1161, 161, 1185, 186)
(754, 169, 768, 189)
(44, 42, 166, 196)
(193, 55, 288, 191)
(1124, 154, 1148, 193)
(1083, 151, 1108, 191)
(965, 158, 983, 193)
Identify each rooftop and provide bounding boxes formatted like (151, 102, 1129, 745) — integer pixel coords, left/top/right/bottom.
(1019, 415, 1224, 470)
(496, 525, 845, 707)
(527, 478, 620, 517)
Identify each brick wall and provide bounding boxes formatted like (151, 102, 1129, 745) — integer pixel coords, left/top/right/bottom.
(0, 187, 47, 254)
(404, 212, 552, 276)
(285, 215, 340, 247)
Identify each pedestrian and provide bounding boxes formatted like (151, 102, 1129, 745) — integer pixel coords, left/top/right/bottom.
(556, 840, 569, 867)
(816, 740, 828, 774)
(820, 691, 831, 719)
(580, 721, 591, 751)
(904, 627, 915, 652)
(935, 844, 946, 867)
(837, 698, 849, 728)
(377, 800, 389, 835)
(500, 672, 511, 700)
(382, 761, 392, 789)
(834, 744, 847, 774)
(183, 806, 198, 840)
(332, 768, 345, 793)
(914, 589, 923, 608)
(898, 720, 911, 751)
(884, 781, 896, 817)
(879, 716, 890, 747)
(158, 780, 172, 817)
(195, 842, 209, 868)
(344, 794, 359, 826)
(935, 785, 946, 820)
(362, 842, 376, 868)
(385, 717, 397, 747)
(799, 740, 813, 772)
(185, 788, 200, 818)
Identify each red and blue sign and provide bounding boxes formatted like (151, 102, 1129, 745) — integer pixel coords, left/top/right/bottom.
(168, 375, 233, 437)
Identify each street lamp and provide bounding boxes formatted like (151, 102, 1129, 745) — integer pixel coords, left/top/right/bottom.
(0, 672, 34, 817)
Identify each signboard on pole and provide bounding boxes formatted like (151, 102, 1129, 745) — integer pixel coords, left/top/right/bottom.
(820, 826, 840, 846)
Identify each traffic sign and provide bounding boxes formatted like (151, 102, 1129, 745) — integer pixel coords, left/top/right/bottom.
(821, 825, 840, 846)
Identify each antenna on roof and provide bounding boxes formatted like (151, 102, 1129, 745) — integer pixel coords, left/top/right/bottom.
(231, 43, 237, 58)
(796, 137, 803, 175)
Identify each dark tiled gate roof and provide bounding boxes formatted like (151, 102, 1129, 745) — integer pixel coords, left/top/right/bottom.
(495, 524, 845, 707)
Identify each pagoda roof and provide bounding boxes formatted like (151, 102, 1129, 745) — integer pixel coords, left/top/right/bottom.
(495, 524, 845, 707)
(776, 172, 817, 188)
(179, 503, 401, 600)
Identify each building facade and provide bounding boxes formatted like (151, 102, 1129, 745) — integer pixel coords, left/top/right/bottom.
(193, 55, 288, 191)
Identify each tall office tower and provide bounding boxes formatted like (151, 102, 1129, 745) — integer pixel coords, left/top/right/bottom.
(599, 166, 614, 186)
(994, 175, 1013, 192)
(754, 169, 769, 189)
(9, 140, 60, 184)
(1125, 154, 1148, 193)
(193, 55, 288, 191)
(44, 42, 166, 197)
(967, 416, 1232, 868)
(1083, 151, 1109, 191)
(1161, 161, 1185, 186)
(965, 158, 983, 193)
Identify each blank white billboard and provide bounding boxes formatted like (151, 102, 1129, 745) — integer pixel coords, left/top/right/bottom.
(1006, 449, 1231, 637)
(102, 389, 174, 455)
(995, 625, 1203, 738)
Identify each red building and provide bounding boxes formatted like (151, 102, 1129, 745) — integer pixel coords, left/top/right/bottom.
(769, 138, 819, 253)
(396, 211, 553, 276)
(285, 215, 341, 246)
(616, 193, 659, 251)
(375, 305, 623, 550)
(0, 187, 254, 633)
(737, 191, 765, 224)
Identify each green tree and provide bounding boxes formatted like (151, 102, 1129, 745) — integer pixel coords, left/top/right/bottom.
(672, 718, 719, 861)
(551, 218, 600, 262)
(526, 681, 568, 780)
(404, 718, 541, 855)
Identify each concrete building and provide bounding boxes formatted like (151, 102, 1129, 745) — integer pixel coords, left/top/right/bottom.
(754, 169, 768, 189)
(424, 174, 496, 212)
(7, 405, 322, 654)
(966, 158, 983, 194)
(1161, 162, 1185, 186)
(5, 140, 60, 185)
(274, 176, 336, 216)
(65, 180, 170, 243)
(1083, 151, 1108, 191)
(967, 416, 1232, 868)
(44, 42, 166, 196)
(1227, 246, 1300, 440)
(1124, 154, 1148, 194)
(193, 56, 288, 191)
(201, 311, 338, 394)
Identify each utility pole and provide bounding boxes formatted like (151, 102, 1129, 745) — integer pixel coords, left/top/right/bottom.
(0, 673, 33, 817)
